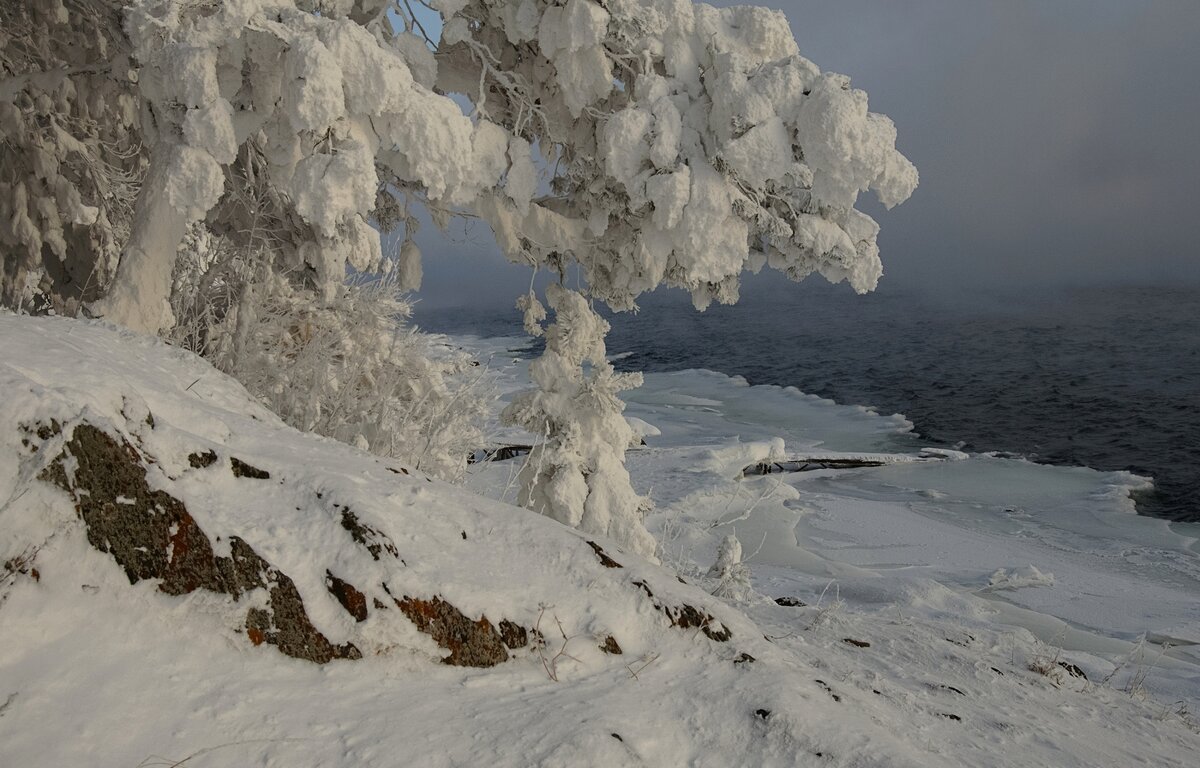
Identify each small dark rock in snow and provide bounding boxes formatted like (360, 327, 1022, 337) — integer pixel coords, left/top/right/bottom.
(631, 578, 731, 642)
(599, 635, 623, 655)
(815, 679, 841, 702)
(774, 596, 806, 607)
(340, 508, 400, 561)
(842, 637, 871, 648)
(499, 619, 529, 649)
(587, 540, 622, 568)
(230, 456, 269, 479)
(187, 449, 218, 468)
(670, 603, 732, 642)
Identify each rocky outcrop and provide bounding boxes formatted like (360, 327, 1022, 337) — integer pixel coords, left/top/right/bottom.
(38, 423, 360, 663)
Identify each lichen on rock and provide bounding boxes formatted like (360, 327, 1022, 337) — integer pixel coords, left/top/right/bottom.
(38, 422, 359, 663)
(395, 595, 509, 667)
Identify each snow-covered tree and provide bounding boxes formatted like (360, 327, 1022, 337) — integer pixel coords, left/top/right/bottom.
(502, 284, 656, 558)
(1, 0, 916, 546)
(4, 0, 915, 325)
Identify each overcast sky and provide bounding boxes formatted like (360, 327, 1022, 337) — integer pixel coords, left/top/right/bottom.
(415, 0, 1200, 309)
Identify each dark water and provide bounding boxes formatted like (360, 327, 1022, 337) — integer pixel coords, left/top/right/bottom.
(417, 283, 1200, 522)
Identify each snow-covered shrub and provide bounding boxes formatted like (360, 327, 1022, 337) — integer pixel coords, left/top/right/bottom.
(169, 230, 486, 481)
(502, 285, 656, 559)
(707, 535, 752, 601)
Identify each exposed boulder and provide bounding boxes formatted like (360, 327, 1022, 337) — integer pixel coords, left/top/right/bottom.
(39, 423, 359, 663)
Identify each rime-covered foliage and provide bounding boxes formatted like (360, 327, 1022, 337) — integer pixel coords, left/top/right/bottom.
(169, 227, 485, 480)
(0, 0, 141, 314)
(707, 534, 752, 601)
(3, 0, 915, 326)
(502, 285, 657, 558)
(1, 0, 915, 544)
(440, 0, 919, 309)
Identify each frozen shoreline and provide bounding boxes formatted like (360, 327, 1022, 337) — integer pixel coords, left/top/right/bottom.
(459, 334, 1200, 704)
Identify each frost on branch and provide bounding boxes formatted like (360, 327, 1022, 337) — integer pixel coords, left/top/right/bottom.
(169, 229, 485, 481)
(0, 0, 140, 315)
(439, 0, 919, 310)
(4, 0, 916, 330)
(707, 535, 752, 602)
(501, 285, 656, 560)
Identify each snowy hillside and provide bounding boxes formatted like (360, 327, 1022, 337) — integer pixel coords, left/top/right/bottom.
(2, 314, 1199, 767)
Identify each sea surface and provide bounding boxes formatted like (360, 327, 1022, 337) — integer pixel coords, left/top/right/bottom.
(416, 282, 1200, 522)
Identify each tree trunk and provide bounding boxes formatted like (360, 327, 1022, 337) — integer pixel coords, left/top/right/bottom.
(90, 143, 190, 335)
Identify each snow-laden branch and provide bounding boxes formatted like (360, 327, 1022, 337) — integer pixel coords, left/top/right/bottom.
(2, 0, 918, 536)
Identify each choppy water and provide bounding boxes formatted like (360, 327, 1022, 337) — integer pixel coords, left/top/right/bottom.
(416, 283, 1200, 522)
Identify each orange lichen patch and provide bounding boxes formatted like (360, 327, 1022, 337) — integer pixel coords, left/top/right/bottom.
(395, 595, 509, 667)
(326, 571, 369, 622)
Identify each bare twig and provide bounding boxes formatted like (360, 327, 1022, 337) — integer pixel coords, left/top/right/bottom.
(533, 605, 580, 682)
(625, 652, 659, 681)
(136, 738, 307, 768)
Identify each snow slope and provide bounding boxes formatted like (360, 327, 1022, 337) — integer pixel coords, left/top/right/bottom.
(2, 316, 1199, 767)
